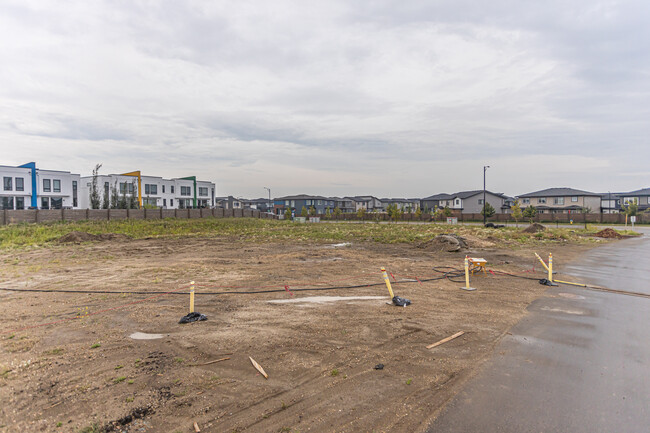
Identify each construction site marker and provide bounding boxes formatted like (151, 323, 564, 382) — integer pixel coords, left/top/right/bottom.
(190, 281, 195, 313)
(381, 267, 395, 298)
(460, 256, 476, 291)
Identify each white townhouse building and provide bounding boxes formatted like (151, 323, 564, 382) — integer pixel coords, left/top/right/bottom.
(1, 162, 81, 210)
(78, 173, 216, 209)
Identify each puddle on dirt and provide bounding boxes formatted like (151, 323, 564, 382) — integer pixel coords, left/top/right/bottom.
(268, 295, 386, 304)
(558, 293, 586, 300)
(129, 332, 165, 340)
(328, 242, 352, 248)
(540, 306, 586, 315)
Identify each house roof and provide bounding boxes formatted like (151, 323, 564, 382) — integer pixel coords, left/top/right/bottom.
(518, 187, 600, 198)
(275, 194, 331, 201)
(421, 193, 454, 200)
(598, 192, 623, 199)
(622, 188, 650, 196)
(422, 190, 508, 200)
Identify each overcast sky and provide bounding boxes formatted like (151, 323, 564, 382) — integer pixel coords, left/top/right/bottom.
(1, 0, 648, 198)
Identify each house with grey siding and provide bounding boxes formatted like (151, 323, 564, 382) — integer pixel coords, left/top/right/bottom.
(421, 190, 512, 214)
(274, 195, 336, 215)
(620, 188, 650, 212)
(517, 188, 601, 214)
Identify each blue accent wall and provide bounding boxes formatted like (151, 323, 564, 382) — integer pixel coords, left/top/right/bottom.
(18, 162, 37, 208)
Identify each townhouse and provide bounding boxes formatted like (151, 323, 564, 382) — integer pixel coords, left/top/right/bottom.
(1, 162, 81, 210)
(620, 188, 650, 212)
(380, 198, 420, 212)
(420, 190, 512, 214)
(274, 195, 336, 215)
(346, 196, 383, 212)
(516, 188, 601, 214)
(78, 173, 215, 209)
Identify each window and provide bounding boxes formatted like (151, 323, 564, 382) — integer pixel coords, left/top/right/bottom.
(554, 197, 564, 205)
(162, 185, 165, 193)
(3, 177, 12, 191)
(1, 197, 13, 210)
(16, 177, 24, 191)
(53, 179, 61, 192)
(41, 197, 49, 209)
(317, 200, 322, 205)
(478, 199, 484, 205)
(145, 184, 158, 195)
(163, 199, 166, 207)
(171, 185, 175, 194)
(199, 187, 208, 196)
(51, 197, 63, 209)
(522, 198, 530, 204)
(143, 197, 157, 206)
(181, 186, 191, 196)
(15, 197, 24, 210)
(538, 197, 546, 204)
(43, 179, 51, 192)
(120, 182, 135, 194)
(571, 196, 578, 202)
(73, 181, 78, 207)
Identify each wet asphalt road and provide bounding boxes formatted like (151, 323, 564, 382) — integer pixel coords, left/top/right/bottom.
(427, 229, 650, 433)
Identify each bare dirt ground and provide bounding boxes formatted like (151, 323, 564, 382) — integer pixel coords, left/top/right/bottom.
(0, 235, 597, 433)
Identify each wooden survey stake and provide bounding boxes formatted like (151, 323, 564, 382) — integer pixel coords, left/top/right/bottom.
(249, 356, 268, 379)
(427, 331, 465, 349)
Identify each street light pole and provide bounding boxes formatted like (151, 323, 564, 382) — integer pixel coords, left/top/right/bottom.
(483, 166, 490, 225)
(264, 187, 271, 214)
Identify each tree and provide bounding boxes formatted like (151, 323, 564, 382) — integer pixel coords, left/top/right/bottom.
(443, 205, 452, 218)
(523, 205, 537, 223)
(623, 199, 638, 217)
(580, 206, 591, 229)
(89, 164, 102, 209)
(309, 206, 317, 216)
(128, 180, 138, 209)
(301, 206, 308, 217)
(325, 207, 331, 219)
(333, 207, 342, 219)
(110, 182, 119, 209)
(357, 207, 366, 219)
(101, 182, 110, 209)
(415, 207, 422, 219)
(511, 200, 523, 227)
(118, 183, 128, 209)
(284, 207, 292, 220)
(481, 203, 496, 219)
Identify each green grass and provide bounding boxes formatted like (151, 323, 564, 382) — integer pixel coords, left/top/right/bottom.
(330, 369, 339, 377)
(90, 343, 101, 349)
(0, 218, 640, 250)
(113, 376, 127, 384)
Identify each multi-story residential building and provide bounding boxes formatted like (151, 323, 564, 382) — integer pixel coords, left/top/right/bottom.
(599, 193, 622, 213)
(78, 173, 215, 209)
(1, 162, 81, 210)
(215, 196, 243, 210)
(620, 188, 650, 212)
(380, 198, 420, 212)
(346, 196, 383, 212)
(330, 197, 356, 213)
(517, 188, 601, 214)
(240, 198, 273, 212)
(274, 195, 336, 215)
(420, 190, 512, 214)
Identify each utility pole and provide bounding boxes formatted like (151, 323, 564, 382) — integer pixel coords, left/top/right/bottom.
(264, 187, 271, 214)
(483, 166, 490, 225)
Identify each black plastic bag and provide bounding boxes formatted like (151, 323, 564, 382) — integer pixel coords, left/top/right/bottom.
(179, 312, 207, 324)
(538, 278, 558, 287)
(392, 296, 411, 307)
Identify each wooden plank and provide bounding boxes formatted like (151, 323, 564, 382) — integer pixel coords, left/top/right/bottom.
(426, 331, 465, 349)
(249, 356, 268, 379)
(193, 421, 201, 432)
(189, 357, 231, 367)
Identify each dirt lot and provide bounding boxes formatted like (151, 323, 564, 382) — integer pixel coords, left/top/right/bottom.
(0, 233, 598, 432)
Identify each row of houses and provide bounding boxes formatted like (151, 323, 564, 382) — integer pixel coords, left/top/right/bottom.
(221, 188, 650, 215)
(0, 162, 216, 210)
(2, 162, 648, 215)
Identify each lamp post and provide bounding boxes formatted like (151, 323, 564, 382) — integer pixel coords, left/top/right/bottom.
(264, 187, 271, 214)
(483, 166, 490, 225)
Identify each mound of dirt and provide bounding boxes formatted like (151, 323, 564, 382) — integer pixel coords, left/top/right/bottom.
(522, 223, 546, 233)
(594, 228, 623, 239)
(418, 233, 468, 252)
(57, 231, 131, 243)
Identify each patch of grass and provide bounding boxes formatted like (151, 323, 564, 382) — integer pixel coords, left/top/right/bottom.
(56, 421, 62, 427)
(406, 378, 412, 385)
(114, 365, 123, 370)
(1, 367, 11, 379)
(6, 334, 14, 339)
(127, 379, 134, 385)
(90, 343, 101, 349)
(330, 369, 339, 377)
(174, 357, 184, 363)
(78, 424, 100, 433)
(47, 348, 64, 355)
(0, 218, 623, 250)
(113, 376, 127, 384)
(125, 396, 134, 403)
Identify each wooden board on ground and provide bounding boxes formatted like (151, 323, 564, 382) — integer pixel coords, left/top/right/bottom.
(427, 331, 465, 349)
(249, 356, 268, 379)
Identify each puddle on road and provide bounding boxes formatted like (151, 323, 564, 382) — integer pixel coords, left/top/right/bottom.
(540, 306, 586, 315)
(129, 332, 165, 340)
(558, 293, 586, 300)
(268, 295, 386, 305)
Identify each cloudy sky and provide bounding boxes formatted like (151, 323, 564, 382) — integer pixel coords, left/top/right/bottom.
(1, 0, 648, 198)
